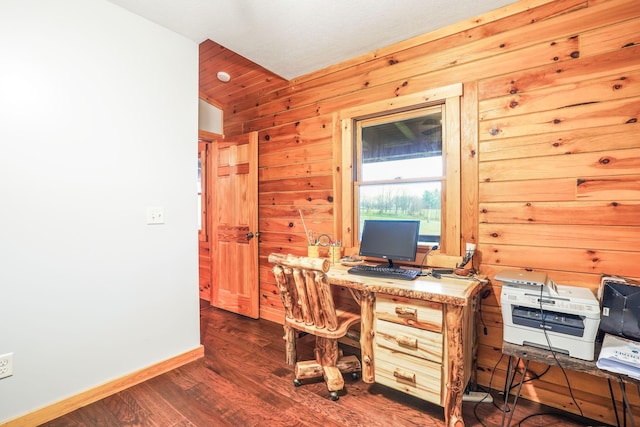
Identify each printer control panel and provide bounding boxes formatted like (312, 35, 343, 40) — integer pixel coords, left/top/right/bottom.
(502, 285, 599, 314)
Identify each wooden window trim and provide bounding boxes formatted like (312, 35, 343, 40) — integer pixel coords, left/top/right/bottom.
(198, 140, 208, 242)
(335, 83, 463, 262)
(198, 129, 223, 243)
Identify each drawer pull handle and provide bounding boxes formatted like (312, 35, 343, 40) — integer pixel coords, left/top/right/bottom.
(393, 368, 416, 383)
(396, 335, 418, 348)
(395, 306, 417, 320)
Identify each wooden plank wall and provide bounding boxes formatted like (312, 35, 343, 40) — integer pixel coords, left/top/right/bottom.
(222, 0, 640, 423)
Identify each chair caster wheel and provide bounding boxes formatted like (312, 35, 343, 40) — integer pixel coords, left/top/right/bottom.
(293, 379, 301, 387)
(351, 372, 360, 380)
(329, 391, 339, 401)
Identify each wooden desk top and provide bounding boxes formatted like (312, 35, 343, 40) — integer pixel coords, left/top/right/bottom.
(326, 263, 486, 306)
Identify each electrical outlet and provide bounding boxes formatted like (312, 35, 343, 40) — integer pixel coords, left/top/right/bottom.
(0, 353, 13, 379)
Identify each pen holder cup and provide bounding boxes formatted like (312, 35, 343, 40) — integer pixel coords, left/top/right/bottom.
(308, 245, 320, 258)
(329, 246, 342, 264)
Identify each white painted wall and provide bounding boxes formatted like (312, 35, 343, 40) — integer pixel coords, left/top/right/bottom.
(0, 0, 200, 421)
(199, 99, 223, 134)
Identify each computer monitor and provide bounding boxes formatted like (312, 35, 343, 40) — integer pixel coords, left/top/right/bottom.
(359, 219, 420, 268)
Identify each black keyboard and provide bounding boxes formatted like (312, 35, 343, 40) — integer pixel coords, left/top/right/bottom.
(347, 265, 419, 281)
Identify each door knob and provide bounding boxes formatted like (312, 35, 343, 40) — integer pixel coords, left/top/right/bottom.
(246, 232, 260, 240)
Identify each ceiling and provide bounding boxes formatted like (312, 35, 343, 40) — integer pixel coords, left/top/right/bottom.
(107, 0, 518, 81)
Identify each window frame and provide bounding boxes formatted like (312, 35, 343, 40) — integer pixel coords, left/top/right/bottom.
(354, 105, 445, 246)
(337, 83, 463, 259)
(198, 139, 208, 242)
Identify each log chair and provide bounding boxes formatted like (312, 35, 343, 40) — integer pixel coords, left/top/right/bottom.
(268, 253, 362, 400)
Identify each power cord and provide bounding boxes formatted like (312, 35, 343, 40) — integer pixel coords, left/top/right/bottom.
(513, 365, 550, 387)
(479, 292, 488, 336)
(478, 288, 496, 336)
(472, 285, 582, 427)
(418, 245, 438, 276)
(538, 285, 584, 418)
(472, 352, 504, 426)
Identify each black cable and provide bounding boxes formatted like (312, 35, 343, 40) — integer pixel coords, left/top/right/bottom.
(458, 249, 473, 269)
(507, 365, 550, 390)
(418, 245, 438, 275)
(470, 248, 476, 273)
(618, 376, 636, 427)
(608, 378, 621, 427)
(472, 352, 505, 426)
(538, 285, 584, 418)
(497, 356, 550, 412)
(480, 284, 582, 426)
(477, 288, 489, 335)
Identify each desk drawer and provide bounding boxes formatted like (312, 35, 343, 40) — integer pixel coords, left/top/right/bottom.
(375, 295, 442, 333)
(375, 346, 443, 405)
(375, 318, 442, 363)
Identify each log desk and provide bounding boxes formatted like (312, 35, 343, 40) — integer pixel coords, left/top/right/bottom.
(326, 264, 485, 427)
(501, 342, 640, 427)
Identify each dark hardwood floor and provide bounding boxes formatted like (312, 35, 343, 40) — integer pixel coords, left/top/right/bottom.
(41, 303, 606, 426)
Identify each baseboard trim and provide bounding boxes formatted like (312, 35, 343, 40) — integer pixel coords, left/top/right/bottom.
(259, 307, 283, 325)
(1, 345, 204, 427)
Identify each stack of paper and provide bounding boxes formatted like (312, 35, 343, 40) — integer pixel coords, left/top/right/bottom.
(596, 333, 640, 380)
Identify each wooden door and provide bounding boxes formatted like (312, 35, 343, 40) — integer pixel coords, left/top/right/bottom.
(210, 132, 259, 318)
(198, 139, 212, 302)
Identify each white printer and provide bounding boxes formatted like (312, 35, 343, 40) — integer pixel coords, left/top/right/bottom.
(497, 269, 601, 361)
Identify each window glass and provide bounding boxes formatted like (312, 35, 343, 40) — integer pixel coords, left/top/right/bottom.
(359, 111, 443, 181)
(355, 106, 444, 246)
(358, 182, 441, 245)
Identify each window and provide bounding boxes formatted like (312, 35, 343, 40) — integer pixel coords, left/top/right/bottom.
(339, 84, 462, 258)
(355, 106, 443, 246)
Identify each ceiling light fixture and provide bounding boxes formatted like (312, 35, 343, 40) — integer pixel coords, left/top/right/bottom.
(216, 71, 231, 82)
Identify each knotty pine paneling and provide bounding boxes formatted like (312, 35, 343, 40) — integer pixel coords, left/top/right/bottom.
(260, 143, 333, 168)
(581, 16, 640, 57)
(478, 243, 640, 280)
(461, 82, 480, 248)
(477, 46, 640, 100)
(577, 175, 640, 199)
(258, 204, 333, 220)
(238, 36, 581, 134)
(479, 123, 639, 162)
(209, 0, 640, 423)
(258, 175, 333, 193)
(479, 71, 640, 122)
(480, 201, 640, 225)
(258, 160, 333, 182)
(479, 223, 640, 251)
(479, 177, 579, 202)
(258, 114, 336, 281)
(229, 0, 638, 133)
(479, 97, 640, 141)
(480, 174, 640, 202)
(259, 189, 334, 206)
(227, 0, 588, 118)
(480, 148, 640, 183)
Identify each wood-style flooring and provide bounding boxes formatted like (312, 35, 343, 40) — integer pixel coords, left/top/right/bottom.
(41, 303, 605, 426)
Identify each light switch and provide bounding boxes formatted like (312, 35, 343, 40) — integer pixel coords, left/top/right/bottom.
(146, 206, 165, 224)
